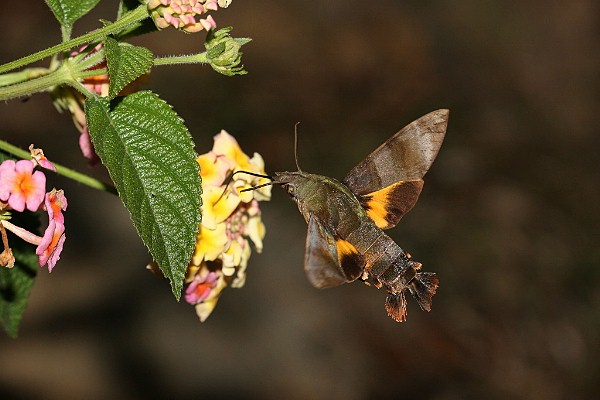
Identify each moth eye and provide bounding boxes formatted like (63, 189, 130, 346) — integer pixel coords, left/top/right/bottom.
(286, 184, 296, 196)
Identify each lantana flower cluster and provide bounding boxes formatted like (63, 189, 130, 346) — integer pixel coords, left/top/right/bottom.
(185, 130, 270, 321)
(148, 0, 229, 33)
(0, 147, 67, 272)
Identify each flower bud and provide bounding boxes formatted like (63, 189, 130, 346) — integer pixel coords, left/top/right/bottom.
(204, 27, 251, 76)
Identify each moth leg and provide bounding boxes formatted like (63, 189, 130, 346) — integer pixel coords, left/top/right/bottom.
(359, 270, 383, 288)
(360, 273, 372, 287)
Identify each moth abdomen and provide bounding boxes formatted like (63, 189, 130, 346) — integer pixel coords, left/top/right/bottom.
(376, 253, 438, 321)
(379, 258, 418, 293)
(383, 265, 438, 322)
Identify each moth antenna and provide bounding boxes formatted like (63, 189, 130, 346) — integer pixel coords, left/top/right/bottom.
(294, 122, 302, 172)
(215, 170, 274, 203)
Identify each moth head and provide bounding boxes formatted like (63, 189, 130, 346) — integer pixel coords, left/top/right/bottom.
(271, 171, 309, 201)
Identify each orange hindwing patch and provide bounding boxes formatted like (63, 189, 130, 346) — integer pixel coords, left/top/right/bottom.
(359, 180, 424, 229)
(335, 239, 364, 281)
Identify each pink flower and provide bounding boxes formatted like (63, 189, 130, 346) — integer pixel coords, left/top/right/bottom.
(148, 0, 220, 33)
(29, 145, 57, 172)
(185, 271, 219, 304)
(1, 188, 68, 272)
(199, 15, 216, 31)
(0, 160, 46, 212)
(36, 219, 65, 272)
(45, 189, 68, 225)
(36, 189, 67, 271)
(79, 130, 100, 164)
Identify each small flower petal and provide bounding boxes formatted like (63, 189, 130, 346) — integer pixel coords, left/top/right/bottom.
(29, 145, 57, 172)
(193, 272, 228, 322)
(212, 130, 251, 168)
(79, 130, 100, 164)
(200, 15, 217, 31)
(204, 1, 218, 12)
(246, 213, 266, 252)
(0, 160, 14, 201)
(201, 185, 240, 230)
(229, 241, 251, 288)
(45, 188, 68, 225)
(36, 220, 65, 272)
(192, 223, 229, 264)
(197, 152, 231, 187)
(183, 23, 204, 33)
(185, 270, 219, 304)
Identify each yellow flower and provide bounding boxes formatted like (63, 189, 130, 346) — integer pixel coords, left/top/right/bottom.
(196, 152, 231, 187)
(212, 130, 272, 202)
(229, 243, 251, 288)
(222, 239, 245, 275)
(185, 130, 271, 322)
(247, 152, 272, 201)
(246, 209, 266, 252)
(191, 223, 229, 265)
(191, 267, 228, 322)
(200, 186, 240, 230)
(212, 130, 252, 171)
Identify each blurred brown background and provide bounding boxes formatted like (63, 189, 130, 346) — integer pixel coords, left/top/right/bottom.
(1, 1, 599, 399)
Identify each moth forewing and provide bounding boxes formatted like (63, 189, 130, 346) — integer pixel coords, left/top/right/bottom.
(304, 216, 348, 289)
(343, 109, 449, 195)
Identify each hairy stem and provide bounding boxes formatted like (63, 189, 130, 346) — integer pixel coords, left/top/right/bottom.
(0, 66, 70, 101)
(0, 4, 149, 74)
(153, 52, 209, 66)
(0, 141, 117, 195)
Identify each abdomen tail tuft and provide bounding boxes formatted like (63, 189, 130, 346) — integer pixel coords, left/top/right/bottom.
(408, 272, 439, 312)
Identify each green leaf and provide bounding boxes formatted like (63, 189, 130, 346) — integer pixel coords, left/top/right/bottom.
(45, 0, 101, 27)
(105, 36, 154, 99)
(85, 91, 202, 299)
(0, 212, 40, 339)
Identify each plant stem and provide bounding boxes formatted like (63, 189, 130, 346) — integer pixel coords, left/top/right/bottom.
(0, 4, 149, 75)
(0, 140, 118, 195)
(0, 68, 49, 87)
(153, 52, 209, 66)
(0, 66, 71, 101)
(0, 42, 108, 101)
(77, 68, 108, 79)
